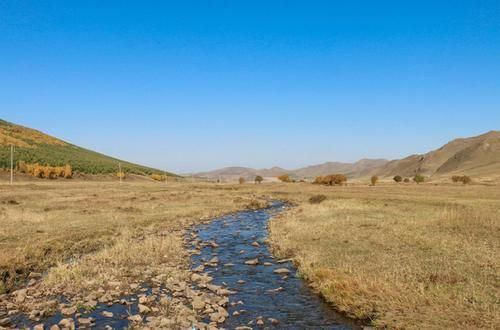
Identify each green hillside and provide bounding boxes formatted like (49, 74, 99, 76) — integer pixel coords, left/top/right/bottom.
(0, 119, 175, 176)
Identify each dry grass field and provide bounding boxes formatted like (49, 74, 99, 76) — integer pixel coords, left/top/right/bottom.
(0, 179, 498, 329)
(0, 181, 267, 294)
(268, 183, 500, 329)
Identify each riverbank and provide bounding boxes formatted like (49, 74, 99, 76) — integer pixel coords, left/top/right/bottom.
(0, 181, 269, 328)
(268, 184, 500, 329)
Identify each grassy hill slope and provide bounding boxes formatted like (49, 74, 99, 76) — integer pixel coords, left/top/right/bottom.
(0, 119, 175, 176)
(376, 131, 500, 178)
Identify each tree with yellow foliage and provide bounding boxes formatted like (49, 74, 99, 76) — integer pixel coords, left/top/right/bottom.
(63, 164, 73, 178)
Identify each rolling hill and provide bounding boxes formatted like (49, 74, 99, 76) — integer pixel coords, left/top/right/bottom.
(375, 131, 500, 178)
(0, 119, 174, 176)
(193, 159, 388, 180)
(194, 131, 500, 180)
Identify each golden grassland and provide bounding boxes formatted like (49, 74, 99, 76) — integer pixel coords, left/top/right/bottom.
(268, 183, 500, 329)
(0, 181, 267, 295)
(0, 178, 498, 329)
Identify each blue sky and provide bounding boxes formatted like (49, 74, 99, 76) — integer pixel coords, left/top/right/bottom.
(1, 1, 499, 173)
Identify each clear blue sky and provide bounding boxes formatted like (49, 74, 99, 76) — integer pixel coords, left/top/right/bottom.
(1, 1, 499, 173)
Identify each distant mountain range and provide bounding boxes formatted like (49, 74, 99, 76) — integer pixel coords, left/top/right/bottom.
(194, 131, 500, 180)
(193, 159, 388, 180)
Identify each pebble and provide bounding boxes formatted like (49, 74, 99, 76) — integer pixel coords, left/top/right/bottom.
(102, 311, 114, 318)
(245, 258, 259, 265)
(0, 318, 11, 326)
(77, 318, 93, 326)
(138, 303, 151, 314)
(128, 314, 142, 322)
(273, 268, 291, 274)
(60, 306, 76, 316)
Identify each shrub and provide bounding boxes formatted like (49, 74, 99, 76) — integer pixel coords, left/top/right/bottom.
(403, 178, 410, 183)
(451, 175, 472, 185)
(309, 194, 327, 204)
(117, 172, 126, 180)
(393, 175, 402, 183)
(371, 175, 379, 185)
(314, 174, 347, 186)
(277, 174, 292, 183)
(151, 174, 165, 181)
(461, 176, 472, 184)
(255, 175, 263, 184)
(413, 174, 425, 184)
(42, 166, 57, 179)
(63, 164, 73, 179)
(32, 164, 43, 178)
(238, 177, 246, 184)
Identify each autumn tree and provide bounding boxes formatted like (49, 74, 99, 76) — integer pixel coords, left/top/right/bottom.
(277, 174, 291, 183)
(314, 174, 347, 186)
(371, 175, 379, 185)
(63, 164, 73, 179)
(151, 174, 165, 181)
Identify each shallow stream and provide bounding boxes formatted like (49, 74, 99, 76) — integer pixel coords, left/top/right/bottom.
(189, 201, 359, 329)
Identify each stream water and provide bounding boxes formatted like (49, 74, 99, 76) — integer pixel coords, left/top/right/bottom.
(8, 202, 360, 329)
(189, 201, 359, 329)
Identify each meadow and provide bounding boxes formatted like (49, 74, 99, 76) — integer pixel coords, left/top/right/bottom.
(0, 178, 498, 329)
(268, 183, 500, 329)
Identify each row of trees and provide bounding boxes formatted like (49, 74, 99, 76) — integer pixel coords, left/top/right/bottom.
(235, 173, 472, 186)
(17, 161, 73, 179)
(313, 174, 348, 186)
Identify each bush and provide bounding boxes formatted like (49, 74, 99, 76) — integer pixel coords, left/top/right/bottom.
(15, 161, 73, 179)
(451, 175, 472, 185)
(63, 164, 73, 179)
(314, 174, 347, 186)
(309, 194, 327, 204)
(462, 176, 472, 185)
(151, 174, 166, 181)
(403, 178, 410, 183)
(277, 174, 292, 183)
(239, 177, 246, 184)
(413, 174, 425, 184)
(255, 175, 263, 184)
(393, 175, 402, 183)
(371, 175, 379, 185)
(117, 172, 126, 180)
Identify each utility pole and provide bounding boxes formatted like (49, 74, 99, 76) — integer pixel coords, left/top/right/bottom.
(118, 162, 122, 185)
(10, 145, 14, 185)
